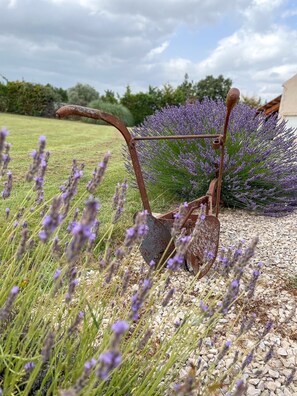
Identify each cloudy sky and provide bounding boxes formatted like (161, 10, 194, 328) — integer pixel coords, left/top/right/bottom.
(1, 0, 297, 101)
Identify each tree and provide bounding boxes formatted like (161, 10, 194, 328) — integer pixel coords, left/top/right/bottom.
(100, 89, 118, 104)
(174, 73, 196, 103)
(120, 85, 163, 125)
(67, 83, 99, 106)
(46, 84, 68, 103)
(194, 75, 232, 101)
(241, 95, 262, 108)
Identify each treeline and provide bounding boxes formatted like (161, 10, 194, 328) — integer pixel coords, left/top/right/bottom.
(0, 75, 261, 125)
(0, 79, 67, 117)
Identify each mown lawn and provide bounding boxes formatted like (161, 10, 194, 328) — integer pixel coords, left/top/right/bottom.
(0, 113, 142, 227)
(0, 113, 173, 230)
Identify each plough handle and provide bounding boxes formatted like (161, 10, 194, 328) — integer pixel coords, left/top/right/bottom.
(56, 105, 152, 213)
(216, 87, 240, 216)
(223, 88, 240, 143)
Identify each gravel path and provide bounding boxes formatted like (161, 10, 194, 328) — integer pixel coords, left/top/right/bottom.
(217, 209, 297, 396)
(144, 208, 297, 395)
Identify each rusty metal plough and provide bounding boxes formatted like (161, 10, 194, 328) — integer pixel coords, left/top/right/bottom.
(56, 88, 240, 278)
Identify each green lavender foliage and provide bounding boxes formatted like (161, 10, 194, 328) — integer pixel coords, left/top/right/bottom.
(0, 129, 288, 395)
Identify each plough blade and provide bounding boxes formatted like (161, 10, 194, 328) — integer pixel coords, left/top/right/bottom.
(186, 215, 220, 278)
(139, 213, 174, 265)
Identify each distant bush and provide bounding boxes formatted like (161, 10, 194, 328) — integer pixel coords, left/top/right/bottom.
(126, 99, 297, 216)
(67, 83, 99, 106)
(0, 80, 63, 117)
(86, 99, 134, 126)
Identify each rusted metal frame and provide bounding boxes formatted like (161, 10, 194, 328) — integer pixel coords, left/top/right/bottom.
(206, 178, 218, 215)
(56, 105, 152, 213)
(215, 88, 240, 217)
(158, 195, 209, 220)
(56, 104, 222, 217)
(132, 134, 222, 141)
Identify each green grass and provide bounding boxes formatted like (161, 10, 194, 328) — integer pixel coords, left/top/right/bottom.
(0, 113, 174, 229)
(0, 113, 140, 225)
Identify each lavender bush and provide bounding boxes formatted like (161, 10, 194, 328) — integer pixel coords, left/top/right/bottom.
(0, 128, 295, 395)
(126, 99, 297, 216)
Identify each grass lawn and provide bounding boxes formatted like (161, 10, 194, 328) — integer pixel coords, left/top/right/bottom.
(0, 113, 174, 230)
(0, 114, 135, 227)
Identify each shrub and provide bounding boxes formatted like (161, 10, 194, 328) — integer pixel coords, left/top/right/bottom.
(67, 83, 99, 106)
(0, 127, 290, 394)
(86, 99, 134, 126)
(126, 99, 297, 216)
(0, 81, 62, 117)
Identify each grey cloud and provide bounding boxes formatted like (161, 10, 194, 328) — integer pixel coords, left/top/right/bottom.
(0, 0, 296, 100)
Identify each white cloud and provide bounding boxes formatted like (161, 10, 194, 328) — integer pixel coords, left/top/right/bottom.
(145, 42, 169, 61)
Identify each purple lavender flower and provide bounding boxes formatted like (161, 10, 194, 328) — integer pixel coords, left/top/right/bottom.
(264, 345, 274, 363)
(246, 269, 261, 298)
(125, 99, 297, 216)
(241, 351, 254, 370)
(5, 207, 10, 218)
(84, 358, 97, 370)
(232, 379, 247, 396)
(216, 339, 232, 363)
(97, 350, 122, 380)
(138, 329, 152, 350)
(130, 278, 152, 321)
(285, 367, 296, 386)
(168, 233, 191, 271)
(71, 357, 97, 393)
(85, 232, 96, 252)
(11, 286, 19, 295)
(68, 311, 85, 335)
(112, 180, 128, 223)
(162, 287, 175, 307)
(111, 320, 129, 335)
(65, 278, 79, 302)
(54, 268, 62, 280)
(1, 142, 11, 176)
(61, 160, 84, 217)
(87, 152, 110, 193)
(24, 362, 35, 372)
(239, 313, 256, 335)
(121, 268, 130, 295)
(220, 278, 240, 314)
(260, 320, 273, 338)
(2, 171, 13, 199)
(124, 211, 148, 249)
(171, 202, 188, 237)
(0, 127, 9, 167)
(199, 300, 208, 313)
(66, 198, 99, 262)
(0, 285, 20, 322)
(39, 196, 63, 242)
(17, 223, 29, 259)
(41, 331, 55, 362)
(26, 136, 47, 182)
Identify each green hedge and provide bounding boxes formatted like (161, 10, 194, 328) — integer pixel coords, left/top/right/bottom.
(0, 81, 64, 117)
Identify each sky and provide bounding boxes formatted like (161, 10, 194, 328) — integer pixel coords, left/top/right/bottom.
(1, 0, 297, 102)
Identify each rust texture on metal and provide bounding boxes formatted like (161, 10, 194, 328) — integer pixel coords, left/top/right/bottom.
(56, 87, 240, 279)
(186, 215, 220, 278)
(215, 88, 240, 217)
(133, 133, 222, 141)
(56, 105, 152, 213)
